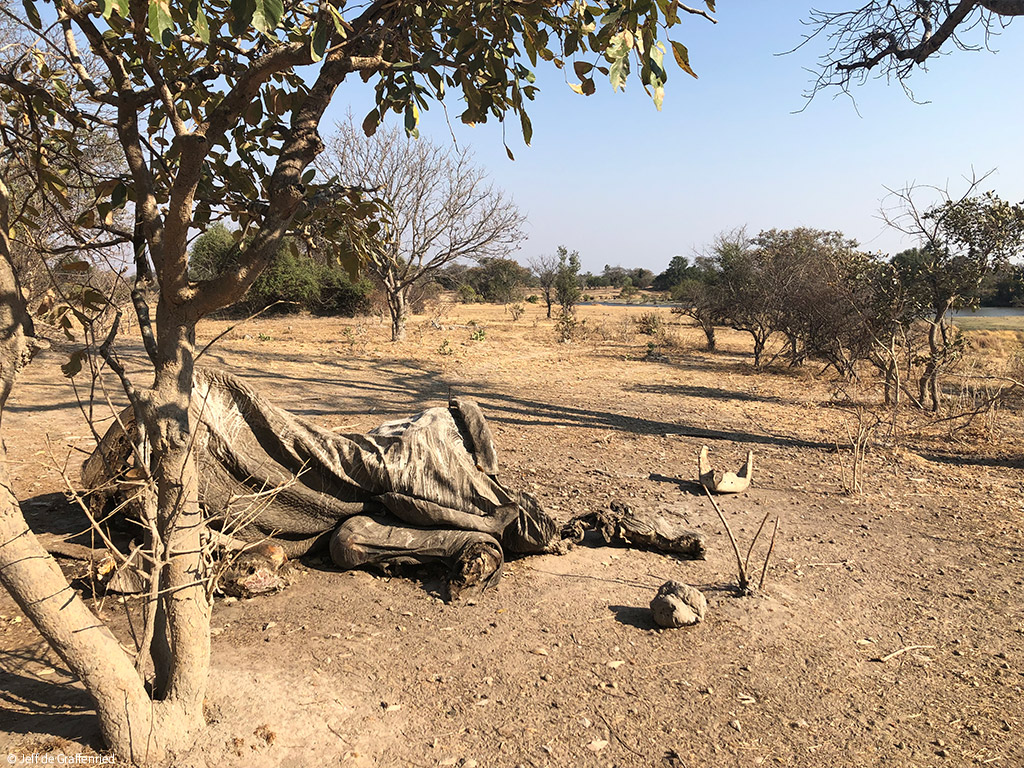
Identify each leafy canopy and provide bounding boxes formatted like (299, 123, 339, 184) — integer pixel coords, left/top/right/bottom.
(7, 0, 717, 264)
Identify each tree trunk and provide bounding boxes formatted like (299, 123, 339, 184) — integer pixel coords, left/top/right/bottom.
(142, 299, 210, 722)
(0, 177, 186, 763)
(544, 290, 553, 319)
(387, 284, 408, 342)
(702, 320, 716, 350)
(919, 311, 947, 412)
(786, 332, 803, 366)
(750, 330, 766, 369)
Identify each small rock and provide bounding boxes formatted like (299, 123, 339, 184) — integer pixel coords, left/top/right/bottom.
(531, 646, 549, 656)
(650, 581, 707, 628)
(588, 739, 609, 752)
(729, 720, 741, 733)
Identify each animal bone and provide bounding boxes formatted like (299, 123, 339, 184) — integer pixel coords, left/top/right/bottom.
(698, 445, 753, 494)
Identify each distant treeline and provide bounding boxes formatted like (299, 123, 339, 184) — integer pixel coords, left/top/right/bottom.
(175, 223, 1024, 319)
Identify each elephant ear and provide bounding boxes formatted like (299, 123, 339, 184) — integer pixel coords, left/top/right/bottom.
(449, 397, 499, 475)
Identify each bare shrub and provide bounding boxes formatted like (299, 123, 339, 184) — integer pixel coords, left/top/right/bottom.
(702, 484, 780, 596)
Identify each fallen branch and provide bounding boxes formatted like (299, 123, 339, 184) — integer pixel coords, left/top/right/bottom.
(873, 645, 935, 663)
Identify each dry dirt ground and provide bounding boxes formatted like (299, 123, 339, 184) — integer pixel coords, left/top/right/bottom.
(3, 300, 1024, 768)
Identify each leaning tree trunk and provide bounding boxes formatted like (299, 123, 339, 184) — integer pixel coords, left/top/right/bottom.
(701, 318, 716, 351)
(0, 178, 175, 763)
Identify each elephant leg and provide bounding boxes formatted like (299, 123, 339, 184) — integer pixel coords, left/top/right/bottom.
(329, 515, 504, 599)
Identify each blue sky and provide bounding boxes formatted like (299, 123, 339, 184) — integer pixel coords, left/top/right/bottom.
(322, 3, 1024, 275)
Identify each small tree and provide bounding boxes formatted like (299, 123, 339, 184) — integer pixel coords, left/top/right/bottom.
(555, 246, 583, 314)
(530, 253, 560, 318)
(464, 257, 533, 304)
(707, 229, 780, 368)
(320, 118, 525, 340)
(882, 183, 1024, 409)
(552, 246, 583, 341)
(189, 224, 371, 316)
(671, 257, 723, 350)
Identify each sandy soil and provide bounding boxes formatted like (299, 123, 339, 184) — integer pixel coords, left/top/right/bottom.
(2, 300, 1023, 768)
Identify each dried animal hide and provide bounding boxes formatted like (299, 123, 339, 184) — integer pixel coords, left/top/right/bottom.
(561, 501, 706, 559)
(82, 369, 556, 597)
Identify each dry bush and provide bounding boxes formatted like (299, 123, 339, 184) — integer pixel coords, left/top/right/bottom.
(634, 311, 664, 336)
(615, 316, 635, 343)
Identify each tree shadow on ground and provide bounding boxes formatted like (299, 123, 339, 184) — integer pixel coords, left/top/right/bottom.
(624, 382, 793, 405)
(917, 450, 1024, 470)
(0, 642, 101, 751)
(20, 493, 84, 538)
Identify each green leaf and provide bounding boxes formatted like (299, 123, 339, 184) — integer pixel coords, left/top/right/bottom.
(605, 31, 629, 59)
(404, 102, 419, 138)
(581, 77, 596, 96)
(148, 0, 174, 46)
(326, 5, 347, 36)
(671, 40, 697, 79)
(190, 0, 210, 43)
(76, 209, 97, 228)
(81, 288, 106, 312)
(338, 248, 361, 281)
(99, 0, 118, 19)
(22, 0, 41, 29)
(609, 56, 628, 91)
(230, 0, 254, 36)
(520, 111, 533, 146)
(705, 0, 715, 11)
(252, 0, 283, 34)
(244, 98, 262, 125)
(111, 181, 128, 209)
(573, 61, 593, 79)
(310, 20, 328, 62)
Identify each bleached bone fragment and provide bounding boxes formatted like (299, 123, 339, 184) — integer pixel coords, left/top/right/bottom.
(698, 445, 753, 494)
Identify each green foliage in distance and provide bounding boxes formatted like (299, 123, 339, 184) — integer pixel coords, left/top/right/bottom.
(189, 225, 372, 316)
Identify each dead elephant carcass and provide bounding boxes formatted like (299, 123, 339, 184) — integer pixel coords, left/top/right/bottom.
(82, 369, 557, 598)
